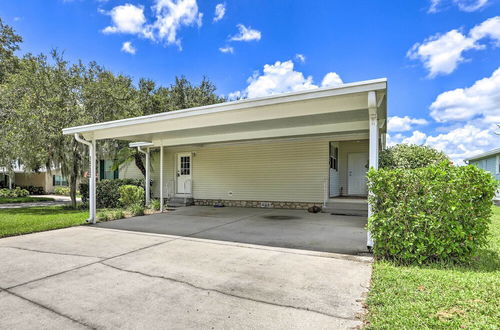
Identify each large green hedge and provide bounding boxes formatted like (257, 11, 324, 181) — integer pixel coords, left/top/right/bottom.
(80, 178, 145, 208)
(368, 162, 497, 264)
(379, 144, 450, 169)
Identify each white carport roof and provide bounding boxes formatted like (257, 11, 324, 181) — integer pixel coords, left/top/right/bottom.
(63, 78, 387, 147)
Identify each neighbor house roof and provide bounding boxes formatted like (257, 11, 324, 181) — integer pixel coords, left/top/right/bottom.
(62, 78, 387, 146)
(465, 147, 500, 162)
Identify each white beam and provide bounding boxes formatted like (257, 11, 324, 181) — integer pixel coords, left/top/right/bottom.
(159, 143, 164, 212)
(91, 139, 96, 223)
(367, 91, 378, 250)
(137, 146, 151, 206)
(154, 121, 369, 147)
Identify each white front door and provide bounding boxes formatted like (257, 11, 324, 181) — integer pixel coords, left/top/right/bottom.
(347, 152, 368, 195)
(176, 153, 192, 194)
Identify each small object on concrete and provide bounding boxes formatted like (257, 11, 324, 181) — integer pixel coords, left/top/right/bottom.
(308, 205, 322, 213)
(214, 201, 225, 208)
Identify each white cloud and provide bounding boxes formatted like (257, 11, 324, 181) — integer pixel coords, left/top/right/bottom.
(245, 60, 316, 98)
(430, 66, 500, 122)
(321, 72, 343, 87)
(389, 68, 500, 164)
(121, 41, 136, 54)
(407, 30, 481, 77)
(152, 0, 203, 48)
(469, 16, 500, 45)
(388, 116, 428, 132)
(102, 4, 147, 35)
(219, 46, 233, 54)
(428, 0, 489, 13)
(230, 60, 343, 99)
(101, 0, 203, 49)
(295, 53, 306, 63)
(230, 24, 261, 42)
(408, 16, 500, 77)
(213, 3, 225, 22)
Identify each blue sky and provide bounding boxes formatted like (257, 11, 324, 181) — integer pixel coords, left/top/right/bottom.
(1, 0, 499, 162)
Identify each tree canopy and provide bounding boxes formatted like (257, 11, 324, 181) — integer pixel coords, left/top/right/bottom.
(0, 18, 225, 207)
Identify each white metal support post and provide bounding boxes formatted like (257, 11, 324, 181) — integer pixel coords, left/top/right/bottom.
(90, 139, 96, 223)
(159, 144, 164, 212)
(367, 91, 378, 250)
(74, 134, 96, 223)
(137, 146, 151, 206)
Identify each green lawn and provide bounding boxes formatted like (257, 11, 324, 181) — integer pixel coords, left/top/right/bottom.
(366, 206, 500, 328)
(0, 205, 88, 238)
(0, 196, 53, 204)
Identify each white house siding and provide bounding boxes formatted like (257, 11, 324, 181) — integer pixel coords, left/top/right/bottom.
(118, 161, 144, 180)
(151, 137, 331, 203)
(338, 140, 369, 195)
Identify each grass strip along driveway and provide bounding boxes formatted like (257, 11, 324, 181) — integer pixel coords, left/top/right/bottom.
(366, 206, 500, 328)
(0, 206, 88, 238)
(0, 197, 53, 204)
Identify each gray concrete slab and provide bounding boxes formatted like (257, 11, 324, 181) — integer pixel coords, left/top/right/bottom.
(0, 207, 372, 329)
(95, 206, 368, 254)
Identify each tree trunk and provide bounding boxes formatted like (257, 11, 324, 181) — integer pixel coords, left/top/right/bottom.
(134, 152, 146, 177)
(69, 173, 77, 209)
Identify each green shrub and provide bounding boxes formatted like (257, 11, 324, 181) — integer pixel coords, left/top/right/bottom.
(118, 185, 145, 208)
(379, 144, 450, 169)
(16, 185, 44, 195)
(149, 199, 161, 211)
(96, 211, 109, 222)
(129, 204, 145, 216)
(79, 178, 144, 208)
(14, 187, 29, 197)
(54, 186, 70, 196)
(110, 209, 125, 220)
(0, 187, 29, 198)
(368, 162, 497, 264)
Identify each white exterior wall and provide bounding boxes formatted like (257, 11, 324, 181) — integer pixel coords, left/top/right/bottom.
(151, 137, 331, 203)
(339, 140, 369, 195)
(118, 161, 144, 180)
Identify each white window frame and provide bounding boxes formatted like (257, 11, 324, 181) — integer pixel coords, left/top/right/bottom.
(496, 155, 500, 174)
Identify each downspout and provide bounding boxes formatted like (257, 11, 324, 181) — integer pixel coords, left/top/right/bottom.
(74, 133, 96, 223)
(136, 146, 150, 206)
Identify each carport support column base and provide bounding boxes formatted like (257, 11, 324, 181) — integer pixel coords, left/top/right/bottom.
(367, 91, 378, 250)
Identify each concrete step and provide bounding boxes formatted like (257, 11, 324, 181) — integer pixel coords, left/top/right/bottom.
(166, 197, 194, 207)
(322, 200, 368, 216)
(323, 207, 368, 216)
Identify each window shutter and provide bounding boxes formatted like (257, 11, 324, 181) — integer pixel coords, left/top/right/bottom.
(114, 167, 119, 179)
(99, 160, 105, 180)
(52, 175, 56, 186)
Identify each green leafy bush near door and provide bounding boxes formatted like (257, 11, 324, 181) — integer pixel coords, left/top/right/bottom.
(367, 162, 497, 264)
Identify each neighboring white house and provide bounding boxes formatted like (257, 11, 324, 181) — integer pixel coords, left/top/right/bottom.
(465, 147, 500, 201)
(63, 78, 387, 236)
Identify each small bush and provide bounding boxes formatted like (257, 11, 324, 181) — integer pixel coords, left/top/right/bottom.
(16, 185, 44, 195)
(119, 185, 145, 208)
(368, 162, 498, 264)
(129, 204, 145, 216)
(54, 187, 70, 196)
(0, 187, 29, 198)
(379, 144, 450, 169)
(96, 211, 109, 222)
(110, 209, 125, 220)
(149, 199, 161, 211)
(79, 178, 144, 208)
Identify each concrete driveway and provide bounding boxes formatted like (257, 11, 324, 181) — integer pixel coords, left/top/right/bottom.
(0, 207, 372, 329)
(95, 206, 368, 255)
